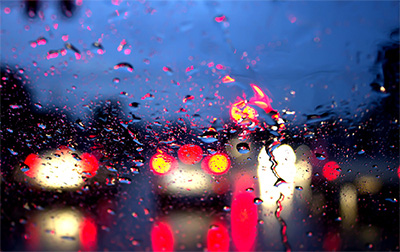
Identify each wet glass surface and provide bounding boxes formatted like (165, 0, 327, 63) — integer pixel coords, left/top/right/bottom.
(1, 1, 399, 251)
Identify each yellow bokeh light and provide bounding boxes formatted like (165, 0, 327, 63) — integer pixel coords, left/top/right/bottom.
(208, 153, 230, 175)
(150, 152, 176, 175)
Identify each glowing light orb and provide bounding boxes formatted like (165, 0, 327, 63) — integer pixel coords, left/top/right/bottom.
(178, 144, 203, 165)
(322, 161, 341, 181)
(79, 218, 97, 251)
(222, 75, 235, 83)
(150, 151, 177, 175)
(248, 84, 274, 114)
(231, 192, 258, 251)
(207, 222, 230, 251)
(230, 100, 258, 125)
(151, 222, 174, 252)
(21, 147, 101, 190)
(23, 153, 41, 178)
(79, 153, 99, 178)
(202, 153, 231, 175)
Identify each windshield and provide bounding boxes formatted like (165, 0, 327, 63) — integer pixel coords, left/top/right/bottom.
(1, 1, 399, 251)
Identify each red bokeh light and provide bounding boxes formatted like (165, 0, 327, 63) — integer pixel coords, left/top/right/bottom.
(231, 192, 258, 251)
(79, 218, 97, 251)
(207, 222, 230, 252)
(322, 161, 341, 181)
(80, 153, 99, 178)
(178, 144, 203, 165)
(151, 222, 174, 252)
(397, 165, 400, 179)
(23, 153, 41, 178)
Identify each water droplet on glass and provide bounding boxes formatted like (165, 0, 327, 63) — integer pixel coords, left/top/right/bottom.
(34, 103, 42, 109)
(223, 206, 231, 212)
(20, 163, 30, 173)
(315, 153, 326, 160)
(246, 188, 254, 192)
(358, 149, 365, 155)
(307, 231, 313, 237)
(9, 104, 22, 109)
(237, 142, 250, 154)
(119, 177, 132, 184)
(198, 128, 218, 143)
(385, 198, 398, 203)
(107, 209, 115, 215)
(61, 236, 76, 241)
(71, 153, 81, 161)
(207, 148, 217, 155)
(163, 66, 173, 75)
(113, 78, 120, 84)
(183, 95, 194, 104)
(254, 198, 263, 205)
(8, 149, 18, 155)
(141, 93, 155, 100)
(295, 186, 303, 191)
(114, 62, 134, 72)
(209, 224, 219, 230)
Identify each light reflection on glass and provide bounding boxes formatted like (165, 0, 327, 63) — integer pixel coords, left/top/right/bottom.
(339, 183, 357, 230)
(207, 220, 230, 252)
(355, 176, 382, 195)
(257, 144, 296, 214)
(158, 165, 212, 195)
(25, 208, 97, 251)
(17, 148, 99, 190)
(231, 189, 258, 251)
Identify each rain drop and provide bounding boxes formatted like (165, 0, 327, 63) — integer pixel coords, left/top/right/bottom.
(295, 186, 303, 191)
(253, 198, 263, 205)
(223, 206, 231, 212)
(315, 153, 326, 160)
(236, 142, 250, 154)
(198, 128, 218, 143)
(114, 62, 134, 72)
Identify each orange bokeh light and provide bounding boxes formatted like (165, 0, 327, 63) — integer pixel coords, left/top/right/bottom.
(178, 144, 203, 165)
(150, 151, 177, 175)
(230, 100, 258, 125)
(222, 75, 235, 83)
(202, 153, 231, 175)
(230, 84, 276, 125)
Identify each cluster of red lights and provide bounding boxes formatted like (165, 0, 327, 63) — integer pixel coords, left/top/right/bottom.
(150, 144, 231, 176)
